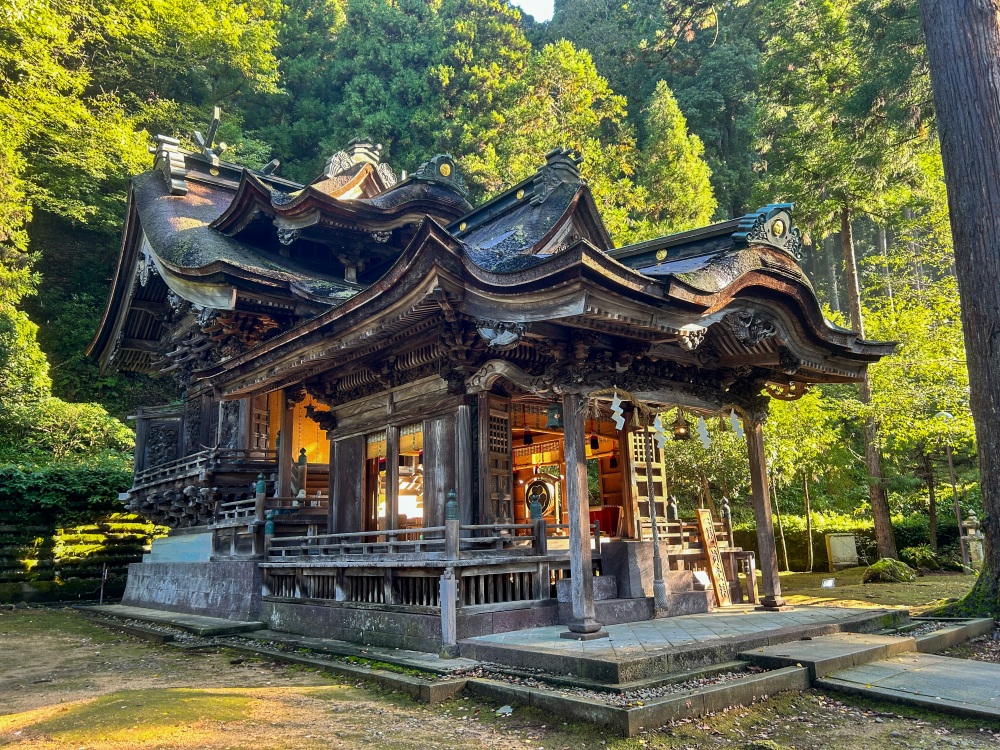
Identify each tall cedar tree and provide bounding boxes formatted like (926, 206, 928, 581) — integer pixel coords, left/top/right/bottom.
(919, 0, 1000, 615)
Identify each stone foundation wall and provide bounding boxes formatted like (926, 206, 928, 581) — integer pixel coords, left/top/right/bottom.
(263, 599, 560, 653)
(122, 561, 262, 621)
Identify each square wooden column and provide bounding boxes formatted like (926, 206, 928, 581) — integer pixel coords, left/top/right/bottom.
(744, 417, 788, 610)
(560, 391, 608, 639)
(277, 391, 295, 496)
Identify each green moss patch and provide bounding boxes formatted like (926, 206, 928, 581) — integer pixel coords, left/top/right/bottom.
(863, 559, 917, 584)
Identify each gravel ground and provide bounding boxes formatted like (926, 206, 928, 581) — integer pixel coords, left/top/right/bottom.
(886, 620, 953, 638)
(943, 626, 1000, 663)
(450, 664, 768, 707)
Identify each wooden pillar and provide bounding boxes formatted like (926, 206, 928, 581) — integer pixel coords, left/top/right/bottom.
(277, 391, 295, 496)
(330, 436, 364, 533)
(134, 417, 150, 473)
(456, 403, 474, 526)
(745, 417, 787, 609)
(386, 424, 400, 530)
(560, 391, 607, 639)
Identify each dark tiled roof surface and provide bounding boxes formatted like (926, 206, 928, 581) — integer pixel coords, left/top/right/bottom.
(359, 177, 472, 213)
(460, 182, 578, 272)
(132, 172, 360, 304)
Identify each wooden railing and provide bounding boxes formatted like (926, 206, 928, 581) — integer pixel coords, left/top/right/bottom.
(133, 448, 277, 490)
(265, 520, 553, 560)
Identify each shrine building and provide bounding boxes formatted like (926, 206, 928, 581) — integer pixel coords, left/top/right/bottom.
(89, 116, 893, 652)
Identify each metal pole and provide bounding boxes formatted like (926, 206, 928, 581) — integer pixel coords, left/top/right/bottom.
(945, 442, 970, 570)
(644, 416, 669, 617)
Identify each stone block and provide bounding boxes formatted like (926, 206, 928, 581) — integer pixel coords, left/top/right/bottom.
(556, 575, 618, 602)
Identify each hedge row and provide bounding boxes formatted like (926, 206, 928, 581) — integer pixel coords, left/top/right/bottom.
(733, 513, 961, 572)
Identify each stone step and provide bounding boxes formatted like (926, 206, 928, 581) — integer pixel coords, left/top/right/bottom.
(556, 575, 618, 602)
(739, 631, 917, 679)
(816, 652, 1000, 722)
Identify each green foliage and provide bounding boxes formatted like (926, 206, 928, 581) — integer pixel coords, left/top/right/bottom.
(0, 306, 51, 403)
(0, 455, 133, 526)
(635, 81, 717, 235)
(900, 544, 940, 570)
(863, 558, 916, 583)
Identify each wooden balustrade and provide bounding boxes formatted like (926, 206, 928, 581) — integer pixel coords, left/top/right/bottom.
(266, 521, 549, 560)
(261, 557, 557, 610)
(133, 448, 277, 490)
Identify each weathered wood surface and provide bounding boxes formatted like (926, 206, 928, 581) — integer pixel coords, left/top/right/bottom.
(331, 436, 365, 533)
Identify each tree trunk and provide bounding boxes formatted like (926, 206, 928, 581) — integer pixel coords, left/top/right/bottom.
(920, 0, 1000, 614)
(771, 471, 790, 572)
(841, 206, 899, 560)
(877, 225, 895, 317)
(803, 470, 814, 573)
(903, 207, 925, 291)
(825, 235, 842, 312)
(924, 452, 938, 553)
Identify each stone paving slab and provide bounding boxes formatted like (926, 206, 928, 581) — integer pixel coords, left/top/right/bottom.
(459, 606, 906, 683)
(817, 653, 1000, 722)
(79, 604, 263, 636)
(740, 631, 917, 678)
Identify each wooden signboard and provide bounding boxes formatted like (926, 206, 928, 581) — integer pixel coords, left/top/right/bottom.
(696, 508, 732, 607)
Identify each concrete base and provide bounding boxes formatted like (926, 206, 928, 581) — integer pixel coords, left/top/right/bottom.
(122, 561, 262, 621)
(144, 529, 212, 563)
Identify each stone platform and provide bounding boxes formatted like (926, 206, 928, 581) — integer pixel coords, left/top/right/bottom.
(79, 604, 263, 636)
(459, 605, 907, 683)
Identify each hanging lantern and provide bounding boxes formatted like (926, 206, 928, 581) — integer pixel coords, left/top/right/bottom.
(672, 410, 692, 441)
(590, 433, 600, 451)
(609, 451, 619, 469)
(522, 404, 534, 445)
(546, 402, 563, 429)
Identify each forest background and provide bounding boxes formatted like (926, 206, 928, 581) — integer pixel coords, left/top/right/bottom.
(0, 0, 975, 580)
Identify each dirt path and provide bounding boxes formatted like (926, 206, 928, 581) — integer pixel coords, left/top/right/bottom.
(2, 607, 998, 750)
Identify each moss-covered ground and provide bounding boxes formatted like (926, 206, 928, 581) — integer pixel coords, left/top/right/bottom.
(777, 566, 975, 614)
(2, 606, 999, 749)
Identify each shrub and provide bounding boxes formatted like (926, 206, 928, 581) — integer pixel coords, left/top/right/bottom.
(900, 544, 940, 570)
(863, 558, 917, 583)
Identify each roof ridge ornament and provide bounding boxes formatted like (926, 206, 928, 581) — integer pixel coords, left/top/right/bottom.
(412, 154, 468, 196)
(323, 138, 398, 186)
(531, 147, 583, 205)
(732, 203, 802, 260)
(150, 135, 188, 196)
(193, 106, 228, 165)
